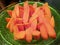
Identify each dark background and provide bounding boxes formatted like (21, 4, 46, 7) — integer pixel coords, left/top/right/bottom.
(0, 0, 60, 13)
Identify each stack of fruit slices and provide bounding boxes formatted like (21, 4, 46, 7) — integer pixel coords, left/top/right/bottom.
(6, 1, 56, 43)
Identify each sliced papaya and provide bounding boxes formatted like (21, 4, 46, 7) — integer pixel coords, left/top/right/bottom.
(29, 5, 35, 17)
(44, 21, 56, 38)
(25, 28, 32, 42)
(9, 20, 14, 33)
(19, 6, 24, 18)
(38, 10, 44, 24)
(16, 24, 24, 31)
(31, 19, 37, 30)
(29, 7, 40, 23)
(39, 24, 48, 40)
(14, 18, 23, 24)
(23, 1, 29, 24)
(5, 18, 10, 22)
(13, 25, 25, 40)
(14, 31, 25, 40)
(50, 16, 55, 27)
(24, 23, 30, 29)
(38, 9, 56, 38)
(43, 3, 51, 18)
(6, 18, 13, 28)
(14, 4, 20, 17)
(11, 10, 17, 18)
(32, 30, 40, 40)
(7, 10, 12, 17)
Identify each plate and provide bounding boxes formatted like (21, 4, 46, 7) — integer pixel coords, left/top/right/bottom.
(0, 1, 60, 45)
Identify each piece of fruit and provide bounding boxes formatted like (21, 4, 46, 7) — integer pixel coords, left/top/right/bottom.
(44, 21, 56, 38)
(29, 5, 35, 17)
(5, 18, 10, 22)
(25, 28, 32, 42)
(32, 30, 40, 40)
(7, 10, 12, 17)
(29, 7, 40, 23)
(39, 24, 48, 40)
(23, 1, 29, 24)
(50, 16, 55, 27)
(19, 6, 24, 18)
(16, 24, 24, 31)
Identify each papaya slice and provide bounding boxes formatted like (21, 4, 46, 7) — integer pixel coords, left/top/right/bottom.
(25, 28, 32, 42)
(44, 21, 56, 38)
(50, 16, 55, 27)
(31, 19, 37, 30)
(29, 7, 40, 23)
(5, 18, 10, 22)
(14, 4, 20, 17)
(16, 24, 24, 31)
(14, 31, 25, 40)
(23, 1, 29, 24)
(29, 5, 35, 17)
(39, 24, 48, 40)
(7, 10, 12, 17)
(24, 23, 30, 29)
(14, 18, 23, 24)
(19, 6, 24, 18)
(32, 30, 40, 40)
(43, 3, 51, 18)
